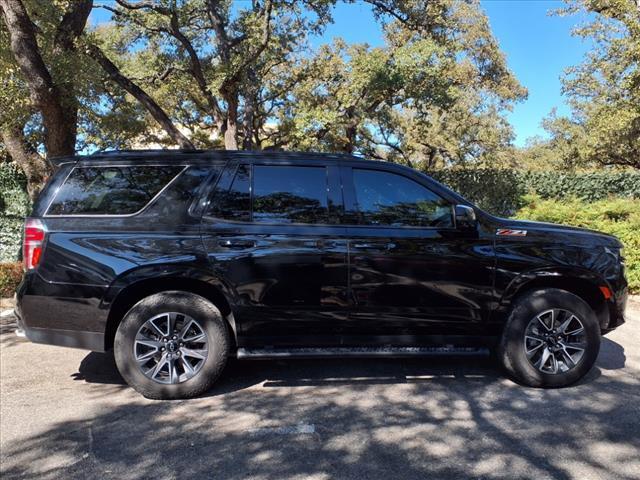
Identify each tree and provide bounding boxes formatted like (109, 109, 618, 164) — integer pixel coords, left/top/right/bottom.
(0, 0, 93, 196)
(0, 0, 91, 157)
(96, 0, 333, 149)
(1, 0, 527, 197)
(280, 0, 526, 169)
(0, 0, 194, 194)
(546, 0, 640, 169)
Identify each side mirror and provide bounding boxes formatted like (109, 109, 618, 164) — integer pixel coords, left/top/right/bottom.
(455, 204, 477, 229)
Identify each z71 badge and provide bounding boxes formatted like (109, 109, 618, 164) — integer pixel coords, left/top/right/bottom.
(496, 229, 527, 236)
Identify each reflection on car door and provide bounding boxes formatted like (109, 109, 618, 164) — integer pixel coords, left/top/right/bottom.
(200, 159, 350, 347)
(342, 165, 496, 341)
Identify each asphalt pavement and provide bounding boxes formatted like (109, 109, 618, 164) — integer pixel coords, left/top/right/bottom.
(1, 300, 639, 480)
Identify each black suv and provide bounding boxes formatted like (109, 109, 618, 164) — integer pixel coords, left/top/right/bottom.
(14, 150, 627, 399)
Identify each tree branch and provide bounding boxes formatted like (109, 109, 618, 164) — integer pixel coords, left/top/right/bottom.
(55, 0, 92, 50)
(86, 43, 195, 149)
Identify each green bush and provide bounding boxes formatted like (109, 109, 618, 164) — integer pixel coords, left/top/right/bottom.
(515, 196, 640, 293)
(431, 169, 640, 216)
(0, 262, 23, 298)
(0, 162, 30, 262)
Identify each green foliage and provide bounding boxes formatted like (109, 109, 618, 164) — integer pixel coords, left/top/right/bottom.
(283, 0, 527, 166)
(515, 196, 640, 293)
(0, 262, 22, 298)
(541, 0, 640, 169)
(431, 169, 640, 216)
(517, 171, 640, 202)
(0, 162, 30, 262)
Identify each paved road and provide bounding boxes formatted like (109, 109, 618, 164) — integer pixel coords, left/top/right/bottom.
(1, 301, 639, 480)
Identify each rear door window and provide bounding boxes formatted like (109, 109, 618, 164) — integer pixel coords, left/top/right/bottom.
(253, 165, 329, 224)
(46, 165, 183, 216)
(207, 164, 251, 222)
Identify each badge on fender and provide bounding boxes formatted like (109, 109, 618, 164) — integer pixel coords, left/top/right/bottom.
(496, 229, 527, 236)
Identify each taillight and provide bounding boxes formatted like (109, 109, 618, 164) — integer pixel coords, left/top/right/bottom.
(23, 218, 46, 271)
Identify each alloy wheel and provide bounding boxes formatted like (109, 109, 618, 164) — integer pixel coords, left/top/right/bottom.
(523, 309, 587, 374)
(134, 312, 208, 384)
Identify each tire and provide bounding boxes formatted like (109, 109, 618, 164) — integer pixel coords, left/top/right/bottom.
(497, 288, 600, 388)
(114, 291, 230, 399)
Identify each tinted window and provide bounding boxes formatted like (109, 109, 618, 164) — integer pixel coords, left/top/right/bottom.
(209, 164, 251, 222)
(253, 166, 328, 224)
(352, 169, 452, 227)
(147, 166, 219, 221)
(47, 166, 183, 215)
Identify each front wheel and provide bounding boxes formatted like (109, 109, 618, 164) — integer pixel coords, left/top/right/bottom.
(114, 291, 230, 399)
(498, 288, 601, 388)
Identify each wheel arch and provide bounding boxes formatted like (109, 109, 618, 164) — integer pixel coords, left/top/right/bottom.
(500, 269, 611, 330)
(103, 275, 236, 351)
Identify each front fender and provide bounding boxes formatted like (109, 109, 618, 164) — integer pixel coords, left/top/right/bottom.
(500, 266, 610, 307)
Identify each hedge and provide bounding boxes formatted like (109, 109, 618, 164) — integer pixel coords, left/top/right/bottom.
(431, 169, 640, 216)
(0, 262, 22, 298)
(0, 162, 30, 262)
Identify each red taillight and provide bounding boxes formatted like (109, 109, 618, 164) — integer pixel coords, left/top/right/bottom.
(23, 218, 46, 270)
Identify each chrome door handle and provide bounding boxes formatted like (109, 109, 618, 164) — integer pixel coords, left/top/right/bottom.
(352, 242, 375, 249)
(352, 242, 396, 250)
(218, 239, 255, 249)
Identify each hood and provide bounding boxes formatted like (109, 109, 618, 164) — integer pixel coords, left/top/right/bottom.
(492, 217, 623, 248)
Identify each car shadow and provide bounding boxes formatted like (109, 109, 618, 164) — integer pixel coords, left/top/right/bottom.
(70, 337, 626, 396)
(2, 336, 636, 480)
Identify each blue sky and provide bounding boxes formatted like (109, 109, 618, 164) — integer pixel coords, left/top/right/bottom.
(91, 1, 591, 147)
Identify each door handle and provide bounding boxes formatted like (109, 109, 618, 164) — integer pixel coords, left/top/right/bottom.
(352, 242, 396, 250)
(218, 239, 255, 249)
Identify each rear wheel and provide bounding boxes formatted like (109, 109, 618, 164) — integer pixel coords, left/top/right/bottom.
(498, 288, 600, 388)
(114, 291, 230, 399)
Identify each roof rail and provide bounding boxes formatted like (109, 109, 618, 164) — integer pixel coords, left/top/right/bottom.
(89, 149, 211, 156)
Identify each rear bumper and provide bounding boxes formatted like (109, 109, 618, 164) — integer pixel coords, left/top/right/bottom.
(15, 272, 108, 352)
(13, 302, 105, 351)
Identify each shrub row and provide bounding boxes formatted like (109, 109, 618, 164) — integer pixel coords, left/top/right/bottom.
(431, 169, 640, 216)
(0, 162, 30, 262)
(515, 196, 640, 293)
(0, 262, 22, 298)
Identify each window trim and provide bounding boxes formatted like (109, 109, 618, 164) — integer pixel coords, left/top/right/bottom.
(343, 166, 456, 230)
(43, 164, 188, 218)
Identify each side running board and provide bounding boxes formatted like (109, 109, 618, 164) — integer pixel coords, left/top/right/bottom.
(236, 346, 490, 359)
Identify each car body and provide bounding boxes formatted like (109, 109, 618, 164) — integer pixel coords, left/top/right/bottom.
(13, 150, 628, 397)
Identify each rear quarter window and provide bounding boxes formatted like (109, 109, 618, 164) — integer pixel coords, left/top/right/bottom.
(46, 165, 183, 216)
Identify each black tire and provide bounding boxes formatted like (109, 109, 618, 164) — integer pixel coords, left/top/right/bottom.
(114, 291, 230, 399)
(497, 288, 600, 388)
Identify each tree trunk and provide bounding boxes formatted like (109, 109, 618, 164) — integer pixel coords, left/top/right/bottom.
(1, 125, 52, 199)
(343, 107, 357, 153)
(242, 97, 255, 150)
(86, 43, 195, 150)
(0, 0, 80, 157)
(224, 93, 239, 150)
